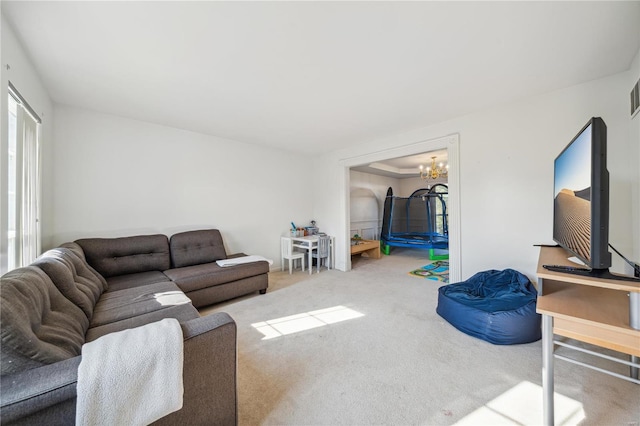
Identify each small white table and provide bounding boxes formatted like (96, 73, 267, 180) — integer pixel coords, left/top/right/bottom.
(289, 235, 334, 275)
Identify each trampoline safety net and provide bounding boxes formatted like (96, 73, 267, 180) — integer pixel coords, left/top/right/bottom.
(381, 186, 449, 250)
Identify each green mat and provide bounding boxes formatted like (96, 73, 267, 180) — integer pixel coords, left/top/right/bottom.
(408, 261, 449, 283)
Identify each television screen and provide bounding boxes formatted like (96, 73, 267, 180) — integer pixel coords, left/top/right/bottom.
(553, 117, 610, 270)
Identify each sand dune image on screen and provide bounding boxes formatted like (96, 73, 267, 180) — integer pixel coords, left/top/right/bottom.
(554, 189, 590, 261)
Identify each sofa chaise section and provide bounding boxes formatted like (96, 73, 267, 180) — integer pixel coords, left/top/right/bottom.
(164, 229, 269, 307)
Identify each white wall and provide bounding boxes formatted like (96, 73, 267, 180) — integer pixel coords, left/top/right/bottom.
(349, 170, 398, 240)
(349, 170, 399, 207)
(0, 15, 54, 274)
(52, 106, 313, 270)
(315, 71, 636, 281)
(399, 176, 448, 197)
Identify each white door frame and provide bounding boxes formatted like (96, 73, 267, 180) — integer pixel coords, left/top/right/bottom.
(339, 133, 461, 283)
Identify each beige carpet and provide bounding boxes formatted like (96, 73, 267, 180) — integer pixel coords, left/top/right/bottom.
(201, 248, 640, 425)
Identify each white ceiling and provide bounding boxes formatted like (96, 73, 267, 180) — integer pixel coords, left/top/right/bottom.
(3, 1, 640, 156)
(351, 149, 448, 179)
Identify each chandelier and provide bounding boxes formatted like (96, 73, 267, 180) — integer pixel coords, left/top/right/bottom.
(419, 156, 448, 180)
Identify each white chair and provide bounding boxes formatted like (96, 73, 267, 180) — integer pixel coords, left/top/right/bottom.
(312, 235, 331, 273)
(281, 237, 305, 274)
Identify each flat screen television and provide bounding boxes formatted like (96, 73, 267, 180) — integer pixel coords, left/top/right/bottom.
(548, 118, 638, 281)
(552, 117, 611, 272)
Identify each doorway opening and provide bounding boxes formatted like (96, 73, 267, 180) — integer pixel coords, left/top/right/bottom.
(340, 134, 460, 283)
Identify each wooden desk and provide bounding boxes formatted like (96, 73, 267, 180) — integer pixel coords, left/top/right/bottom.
(536, 247, 640, 425)
(350, 239, 381, 259)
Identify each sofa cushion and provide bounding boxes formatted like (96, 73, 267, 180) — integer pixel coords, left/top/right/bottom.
(58, 241, 87, 262)
(0, 267, 89, 375)
(90, 282, 191, 328)
(33, 248, 107, 321)
(106, 271, 172, 292)
(170, 229, 227, 268)
(86, 304, 199, 342)
(164, 260, 269, 293)
(76, 234, 170, 278)
(59, 241, 107, 283)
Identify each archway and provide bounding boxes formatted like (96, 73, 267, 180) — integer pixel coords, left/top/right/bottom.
(339, 134, 461, 283)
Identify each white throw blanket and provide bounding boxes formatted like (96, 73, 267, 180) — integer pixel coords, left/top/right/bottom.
(76, 318, 184, 426)
(216, 255, 273, 267)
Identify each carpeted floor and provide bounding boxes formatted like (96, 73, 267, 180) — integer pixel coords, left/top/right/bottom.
(409, 260, 449, 282)
(201, 248, 640, 425)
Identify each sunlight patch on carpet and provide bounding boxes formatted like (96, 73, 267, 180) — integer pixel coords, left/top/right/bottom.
(409, 260, 449, 283)
(453, 381, 584, 425)
(251, 305, 365, 340)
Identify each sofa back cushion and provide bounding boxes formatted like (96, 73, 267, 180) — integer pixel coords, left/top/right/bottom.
(59, 241, 89, 262)
(0, 266, 89, 375)
(76, 234, 170, 278)
(170, 229, 227, 268)
(34, 247, 107, 320)
(60, 241, 107, 284)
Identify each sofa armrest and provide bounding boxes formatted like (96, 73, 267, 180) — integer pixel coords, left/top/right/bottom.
(153, 312, 238, 426)
(0, 356, 81, 425)
(1, 313, 237, 426)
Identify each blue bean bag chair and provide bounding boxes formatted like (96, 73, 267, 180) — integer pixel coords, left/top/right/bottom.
(436, 269, 541, 345)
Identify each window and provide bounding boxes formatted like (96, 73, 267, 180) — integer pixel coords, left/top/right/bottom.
(6, 84, 41, 271)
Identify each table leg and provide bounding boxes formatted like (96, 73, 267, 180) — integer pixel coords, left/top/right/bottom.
(308, 248, 313, 275)
(631, 292, 640, 379)
(542, 314, 554, 426)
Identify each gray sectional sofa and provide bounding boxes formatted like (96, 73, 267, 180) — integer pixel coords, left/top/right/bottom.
(0, 229, 270, 425)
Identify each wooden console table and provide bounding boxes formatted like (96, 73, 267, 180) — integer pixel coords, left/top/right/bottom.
(350, 239, 381, 259)
(536, 247, 640, 426)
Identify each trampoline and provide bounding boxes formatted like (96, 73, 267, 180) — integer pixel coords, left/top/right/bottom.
(380, 186, 449, 251)
(436, 269, 541, 345)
